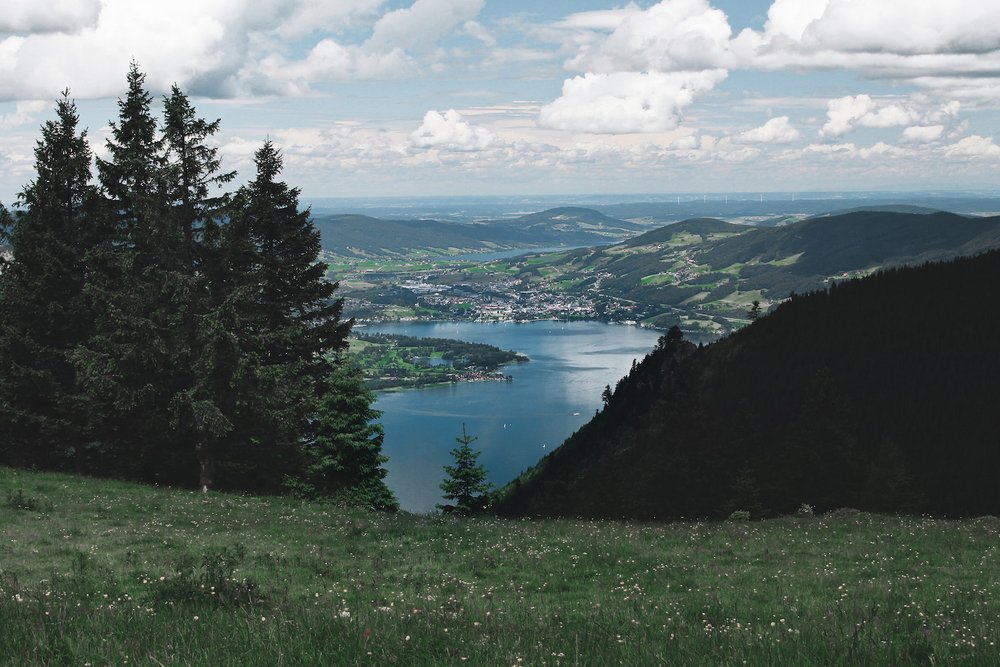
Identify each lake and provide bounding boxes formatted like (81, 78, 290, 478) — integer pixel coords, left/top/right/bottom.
(363, 320, 666, 512)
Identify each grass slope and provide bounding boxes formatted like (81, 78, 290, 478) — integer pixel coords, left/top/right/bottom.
(3, 468, 1000, 665)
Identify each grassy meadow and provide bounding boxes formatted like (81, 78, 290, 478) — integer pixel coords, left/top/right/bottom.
(2, 466, 1000, 665)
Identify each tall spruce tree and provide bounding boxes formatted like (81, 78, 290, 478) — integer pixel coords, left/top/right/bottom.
(0, 93, 100, 470)
(221, 140, 352, 491)
(160, 85, 237, 492)
(74, 63, 171, 477)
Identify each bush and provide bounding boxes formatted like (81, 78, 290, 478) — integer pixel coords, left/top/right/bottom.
(5, 489, 46, 512)
(152, 544, 261, 606)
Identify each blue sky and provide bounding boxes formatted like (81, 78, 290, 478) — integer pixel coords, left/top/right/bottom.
(2, 0, 1000, 202)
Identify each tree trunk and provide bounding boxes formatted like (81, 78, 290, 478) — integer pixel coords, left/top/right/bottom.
(196, 442, 214, 493)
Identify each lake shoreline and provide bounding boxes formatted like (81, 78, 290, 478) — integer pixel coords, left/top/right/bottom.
(366, 320, 665, 512)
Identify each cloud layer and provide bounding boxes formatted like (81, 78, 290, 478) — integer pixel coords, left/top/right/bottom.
(3, 0, 1000, 200)
(0, 0, 484, 100)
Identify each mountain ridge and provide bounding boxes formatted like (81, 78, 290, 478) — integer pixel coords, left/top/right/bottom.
(494, 249, 1000, 520)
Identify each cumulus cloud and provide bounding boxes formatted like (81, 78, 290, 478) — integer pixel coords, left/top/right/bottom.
(539, 69, 727, 134)
(901, 125, 944, 143)
(540, 1, 734, 135)
(0, 100, 44, 129)
(821, 95, 922, 137)
(735, 116, 800, 144)
(367, 0, 484, 52)
(0, 0, 101, 34)
(792, 1, 1000, 57)
(565, 0, 733, 73)
(742, 0, 1000, 89)
(946, 135, 1000, 158)
(818, 94, 965, 139)
(272, 0, 386, 40)
(410, 109, 496, 151)
(0, 0, 484, 101)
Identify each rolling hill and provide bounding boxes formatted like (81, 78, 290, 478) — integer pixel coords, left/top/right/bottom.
(313, 207, 644, 257)
(498, 210, 1000, 329)
(493, 249, 1000, 520)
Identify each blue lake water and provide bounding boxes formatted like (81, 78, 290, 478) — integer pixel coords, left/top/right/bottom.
(364, 321, 665, 513)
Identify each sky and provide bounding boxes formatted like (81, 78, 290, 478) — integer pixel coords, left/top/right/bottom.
(2, 0, 1000, 202)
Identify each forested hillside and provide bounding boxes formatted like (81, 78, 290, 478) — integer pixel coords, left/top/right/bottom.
(0, 66, 394, 509)
(494, 250, 1000, 520)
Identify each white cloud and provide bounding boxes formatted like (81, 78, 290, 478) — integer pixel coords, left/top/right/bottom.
(539, 69, 727, 134)
(366, 0, 484, 52)
(821, 95, 923, 137)
(741, 0, 1000, 92)
(565, 0, 733, 73)
(553, 8, 636, 32)
(0, 0, 101, 34)
(463, 21, 495, 47)
(794, 1, 1000, 57)
(272, 0, 386, 40)
(901, 125, 944, 143)
(0, 0, 485, 101)
(410, 109, 496, 151)
(946, 135, 1000, 158)
(735, 116, 800, 144)
(0, 100, 44, 129)
(804, 142, 857, 155)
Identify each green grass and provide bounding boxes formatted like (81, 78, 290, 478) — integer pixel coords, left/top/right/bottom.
(3, 468, 1000, 665)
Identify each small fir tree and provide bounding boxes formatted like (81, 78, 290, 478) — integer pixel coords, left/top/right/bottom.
(288, 360, 397, 510)
(438, 424, 492, 514)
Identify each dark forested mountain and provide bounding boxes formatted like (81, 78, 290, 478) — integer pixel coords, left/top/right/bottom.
(313, 207, 641, 256)
(494, 250, 1000, 520)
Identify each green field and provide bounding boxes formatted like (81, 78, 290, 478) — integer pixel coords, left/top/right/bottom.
(3, 468, 1000, 665)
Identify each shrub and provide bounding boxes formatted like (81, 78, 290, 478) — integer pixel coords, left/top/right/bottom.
(152, 544, 261, 606)
(5, 489, 45, 512)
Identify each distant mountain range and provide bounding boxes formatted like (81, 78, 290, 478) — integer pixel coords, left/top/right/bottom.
(313, 207, 644, 257)
(494, 249, 1000, 520)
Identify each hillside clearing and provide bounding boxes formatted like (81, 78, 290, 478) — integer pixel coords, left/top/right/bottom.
(2, 468, 1000, 665)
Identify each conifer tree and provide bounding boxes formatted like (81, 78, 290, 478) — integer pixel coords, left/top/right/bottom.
(438, 424, 492, 514)
(219, 140, 351, 491)
(288, 359, 397, 510)
(159, 85, 238, 492)
(0, 92, 100, 469)
(73, 63, 171, 477)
